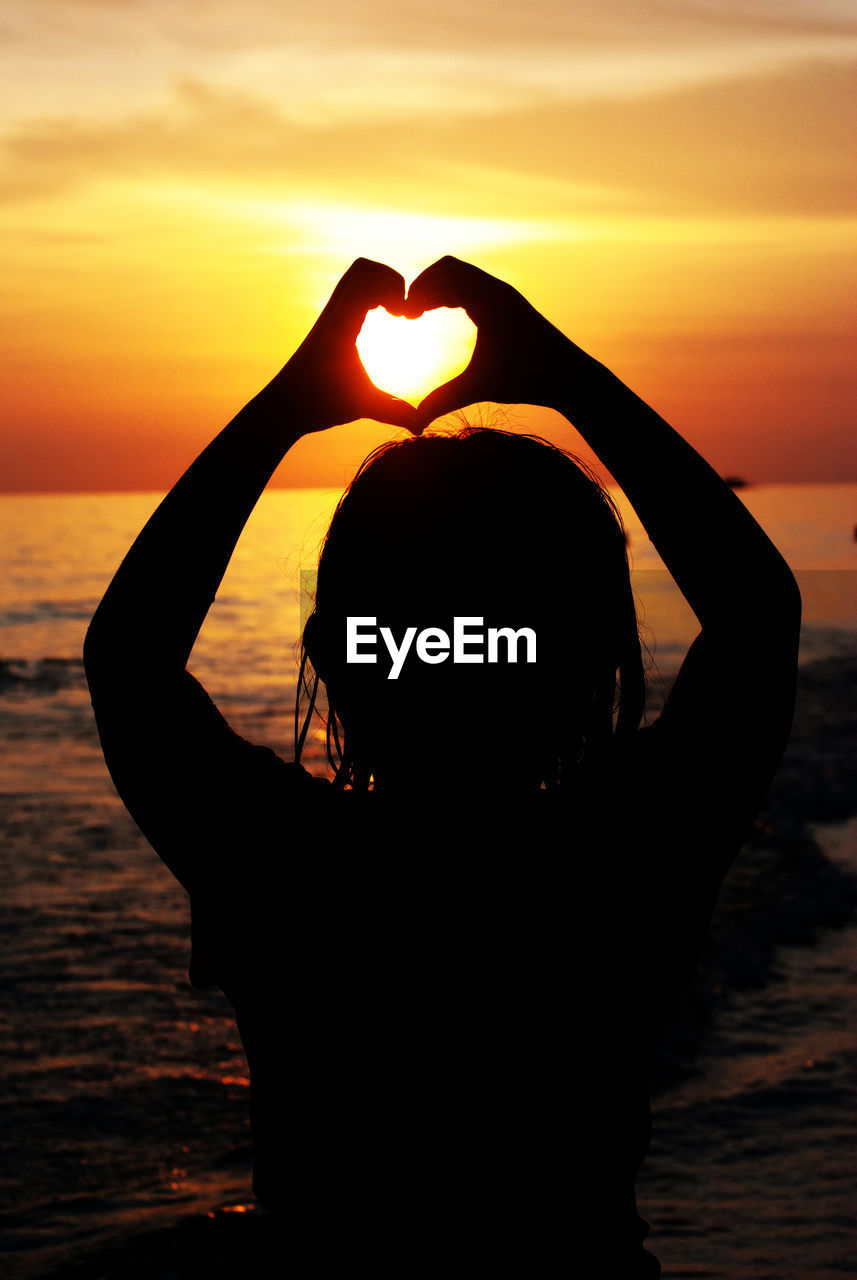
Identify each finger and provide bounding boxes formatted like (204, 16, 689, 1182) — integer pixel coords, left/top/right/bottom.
(327, 258, 407, 339)
(415, 371, 478, 427)
(405, 257, 472, 317)
(364, 387, 422, 435)
(405, 256, 499, 321)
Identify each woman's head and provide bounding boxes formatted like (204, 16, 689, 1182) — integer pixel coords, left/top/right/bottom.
(298, 427, 643, 791)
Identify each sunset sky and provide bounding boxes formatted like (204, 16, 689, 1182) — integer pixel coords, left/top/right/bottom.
(2, 0, 855, 491)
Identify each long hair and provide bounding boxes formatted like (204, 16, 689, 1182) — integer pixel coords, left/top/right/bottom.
(295, 427, 644, 791)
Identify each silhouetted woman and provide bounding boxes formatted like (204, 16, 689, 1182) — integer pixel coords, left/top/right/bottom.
(84, 257, 800, 1276)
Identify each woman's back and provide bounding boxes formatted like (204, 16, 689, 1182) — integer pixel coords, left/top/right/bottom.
(184, 713, 732, 1273)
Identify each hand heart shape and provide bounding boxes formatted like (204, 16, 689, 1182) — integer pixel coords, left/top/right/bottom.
(356, 305, 477, 406)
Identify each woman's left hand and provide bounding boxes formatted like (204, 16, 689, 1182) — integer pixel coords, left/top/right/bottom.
(270, 258, 421, 435)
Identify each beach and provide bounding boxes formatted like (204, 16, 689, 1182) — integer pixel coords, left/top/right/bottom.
(1, 485, 855, 1278)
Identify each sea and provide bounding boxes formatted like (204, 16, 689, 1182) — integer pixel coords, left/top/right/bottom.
(1, 484, 855, 1278)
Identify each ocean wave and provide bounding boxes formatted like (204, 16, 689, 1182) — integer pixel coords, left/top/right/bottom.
(0, 657, 86, 694)
(0, 602, 96, 625)
(654, 651, 857, 1088)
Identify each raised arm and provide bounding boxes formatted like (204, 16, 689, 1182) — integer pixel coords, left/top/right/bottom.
(85, 260, 417, 684)
(407, 257, 800, 832)
(84, 259, 418, 884)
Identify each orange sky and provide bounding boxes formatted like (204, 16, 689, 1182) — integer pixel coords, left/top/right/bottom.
(1, 0, 855, 491)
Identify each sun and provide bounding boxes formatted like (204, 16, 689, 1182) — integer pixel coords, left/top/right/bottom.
(356, 306, 476, 404)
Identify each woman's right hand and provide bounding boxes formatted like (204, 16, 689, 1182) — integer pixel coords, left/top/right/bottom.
(270, 257, 420, 436)
(404, 257, 575, 427)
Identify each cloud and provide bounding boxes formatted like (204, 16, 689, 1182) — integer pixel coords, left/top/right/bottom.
(2, 0, 856, 131)
(449, 58, 857, 219)
(0, 57, 853, 222)
(5, 0, 856, 56)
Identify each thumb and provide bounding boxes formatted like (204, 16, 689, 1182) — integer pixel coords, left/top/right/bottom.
(416, 372, 477, 429)
(365, 387, 422, 435)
